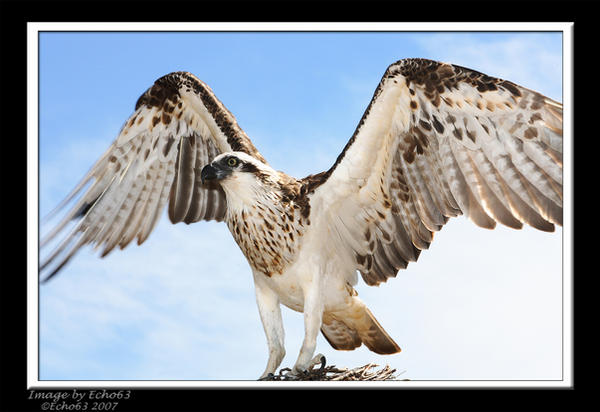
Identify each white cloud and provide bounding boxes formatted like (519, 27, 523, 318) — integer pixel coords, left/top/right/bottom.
(413, 33, 563, 101)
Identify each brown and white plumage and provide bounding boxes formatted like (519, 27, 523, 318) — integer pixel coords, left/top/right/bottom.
(40, 58, 562, 378)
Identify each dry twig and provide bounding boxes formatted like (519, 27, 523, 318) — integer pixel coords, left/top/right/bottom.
(260, 362, 403, 381)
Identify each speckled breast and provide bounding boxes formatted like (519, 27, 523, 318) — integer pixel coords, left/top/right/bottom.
(227, 201, 309, 277)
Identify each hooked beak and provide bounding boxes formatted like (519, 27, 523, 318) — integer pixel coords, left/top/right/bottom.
(201, 163, 229, 184)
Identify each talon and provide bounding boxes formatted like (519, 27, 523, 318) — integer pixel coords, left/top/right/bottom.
(308, 353, 326, 371)
(258, 372, 274, 381)
(318, 354, 326, 370)
(280, 367, 297, 380)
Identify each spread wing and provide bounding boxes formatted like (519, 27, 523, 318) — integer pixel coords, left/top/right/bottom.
(40, 71, 266, 282)
(308, 58, 562, 286)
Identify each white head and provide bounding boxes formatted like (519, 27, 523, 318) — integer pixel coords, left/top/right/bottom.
(201, 151, 278, 208)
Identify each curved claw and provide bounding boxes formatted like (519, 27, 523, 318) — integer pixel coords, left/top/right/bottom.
(309, 353, 326, 371)
(264, 355, 328, 381)
(281, 367, 300, 380)
(291, 353, 327, 377)
(258, 372, 274, 381)
(315, 354, 326, 370)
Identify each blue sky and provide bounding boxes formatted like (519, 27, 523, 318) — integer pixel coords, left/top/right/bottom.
(38, 30, 565, 382)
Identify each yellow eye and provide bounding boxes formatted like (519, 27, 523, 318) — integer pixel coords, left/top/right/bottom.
(227, 157, 238, 167)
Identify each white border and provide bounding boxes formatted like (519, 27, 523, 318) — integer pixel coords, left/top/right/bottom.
(27, 21, 40, 391)
(27, 22, 574, 389)
(28, 21, 571, 32)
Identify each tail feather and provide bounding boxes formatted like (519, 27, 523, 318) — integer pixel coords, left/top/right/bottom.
(358, 306, 401, 354)
(321, 301, 400, 354)
(321, 318, 362, 351)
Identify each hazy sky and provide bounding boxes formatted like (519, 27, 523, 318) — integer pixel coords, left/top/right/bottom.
(37, 30, 565, 382)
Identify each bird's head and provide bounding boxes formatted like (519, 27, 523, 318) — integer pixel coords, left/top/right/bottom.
(201, 152, 273, 184)
(201, 152, 278, 206)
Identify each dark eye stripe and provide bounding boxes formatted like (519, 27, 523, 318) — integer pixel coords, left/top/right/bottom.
(239, 161, 259, 173)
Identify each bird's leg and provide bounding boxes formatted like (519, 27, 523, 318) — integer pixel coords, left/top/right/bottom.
(292, 274, 325, 375)
(254, 281, 286, 380)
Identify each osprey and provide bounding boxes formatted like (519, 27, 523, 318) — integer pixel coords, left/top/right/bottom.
(40, 58, 563, 379)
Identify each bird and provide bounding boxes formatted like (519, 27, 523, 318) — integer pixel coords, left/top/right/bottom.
(40, 58, 563, 379)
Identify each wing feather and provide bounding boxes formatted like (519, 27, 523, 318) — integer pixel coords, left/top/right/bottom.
(169, 134, 198, 222)
(465, 148, 524, 229)
(118, 158, 160, 248)
(40, 71, 265, 281)
(137, 157, 176, 245)
(447, 136, 497, 229)
(309, 58, 563, 286)
(401, 158, 446, 231)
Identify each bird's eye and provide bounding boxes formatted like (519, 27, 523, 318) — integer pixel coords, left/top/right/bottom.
(227, 157, 238, 167)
